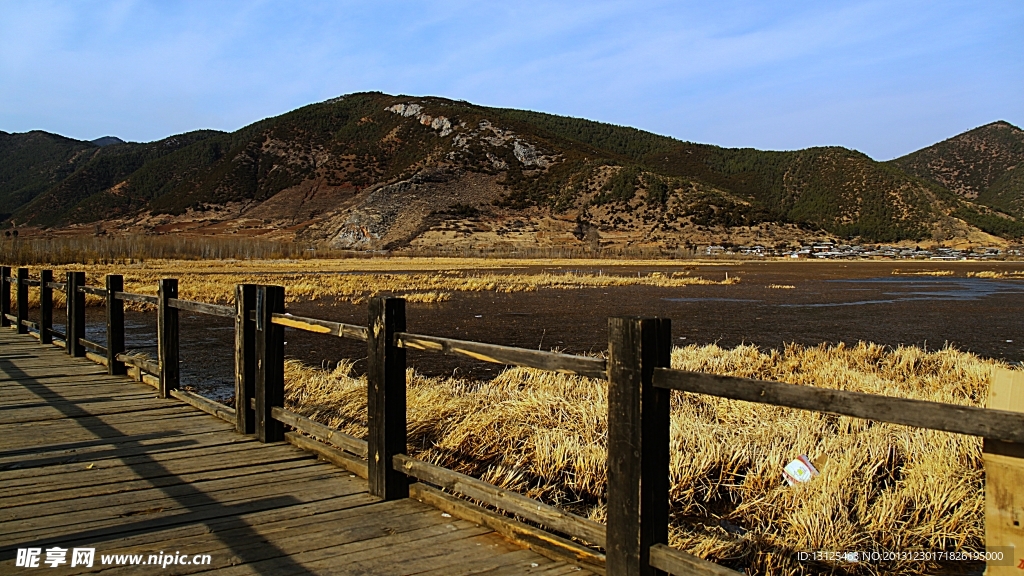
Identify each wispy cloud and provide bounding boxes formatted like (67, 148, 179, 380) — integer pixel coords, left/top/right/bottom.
(0, 0, 1020, 158)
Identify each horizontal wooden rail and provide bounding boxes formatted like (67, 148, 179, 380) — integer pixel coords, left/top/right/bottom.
(170, 389, 235, 423)
(78, 285, 107, 296)
(653, 368, 1024, 444)
(78, 337, 107, 356)
(409, 482, 606, 572)
(23, 279, 40, 287)
(284, 432, 368, 478)
(393, 453, 606, 548)
(115, 292, 159, 305)
(50, 329, 66, 341)
(20, 319, 39, 331)
(47, 281, 66, 290)
(168, 298, 234, 318)
(395, 332, 608, 380)
(271, 406, 368, 457)
(85, 351, 108, 367)
(116, 352, 160, 376)
(649, 544, 741, 576)
(271, 313, 368, 341)
(4, 313, 16, 324)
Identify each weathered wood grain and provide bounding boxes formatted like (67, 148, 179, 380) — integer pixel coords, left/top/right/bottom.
(396, 331, 608, 380)
(106, 274, 126, 375)
(16, 268, 27, 334)
(39, 270, 52, 345)
(271, 312, 368, 340)
(168, 297, 235, 318)
(78, 285, 107, 296)
(410, 482, 605, 575)
(367, 296, 408, 500)
(272, 406, 368, 458)
(78, 337, 107, 356)
(648, 544, 741, 576)
(394, 453, 606, 547)
(235, 284, 257, 435)
(255, 285, 285, 443)
(116, 352, 160, 376)
(606, 317, 669, 576)
(114, 291, 158, 305)
(84, 350, 109, 366)
(0, 328, 588, 576)
(653, 367, 1024, 444)
(284, 431, 368, 479)
(0, 266, 10, 327)
(157, 278, 179, 398)
(170, 389, 236, 423)
(67, 271, 85, 357)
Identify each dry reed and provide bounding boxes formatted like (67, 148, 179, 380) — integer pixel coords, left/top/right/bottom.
(12, 259, 740, 309)
(967, 270, 1024, 279)
(284, 342, 1009, 575)
(891, 269, 955, 276)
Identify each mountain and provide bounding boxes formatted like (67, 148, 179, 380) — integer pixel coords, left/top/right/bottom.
(2, 93, 1022, 249)
(90, 136, 126, 147)
(0, 130, 96, 221)
(891, 121, 1024, 217)
(11, 130, 225, 227)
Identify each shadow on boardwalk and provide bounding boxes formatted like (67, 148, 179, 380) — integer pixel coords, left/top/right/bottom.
(0, 332, 588, 575)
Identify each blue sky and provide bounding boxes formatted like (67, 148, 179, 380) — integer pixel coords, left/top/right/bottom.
(1, 1, 1021, 160)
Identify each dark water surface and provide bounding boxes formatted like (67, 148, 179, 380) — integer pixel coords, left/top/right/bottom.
(79, 261, 1024, 399)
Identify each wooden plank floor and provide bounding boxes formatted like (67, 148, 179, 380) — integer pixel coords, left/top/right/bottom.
(0, 330, 592, 575)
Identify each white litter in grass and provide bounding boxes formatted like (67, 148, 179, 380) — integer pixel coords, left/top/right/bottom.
(783, 454, 820, 486)
(441, 513, 451, 518)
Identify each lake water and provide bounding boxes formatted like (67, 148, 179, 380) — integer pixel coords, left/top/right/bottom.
(74, 261, 1023, 400)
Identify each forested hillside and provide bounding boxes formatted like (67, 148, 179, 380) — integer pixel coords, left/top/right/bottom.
(2, 93, 1022, 246)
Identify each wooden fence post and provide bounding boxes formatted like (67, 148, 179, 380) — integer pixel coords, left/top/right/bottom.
(235, 284, 258, 435)
(367, 296, 408, 501)
(40, 270, 52, 344)
(16, 268, 27, 334)
(105, 274, 125, 375)
(67, 272, 85, 357)
(158, 278, 179, 398)
(606, 317, 671, 576)
(984, 367, 1024, 575)
(1, 266, 10, 328)
(255, 285, 285, 443)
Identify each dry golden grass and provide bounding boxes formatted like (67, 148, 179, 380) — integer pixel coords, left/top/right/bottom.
(18, 259, 740, 309)
(767, 284, 796, 289)
(891, 269, 955, 276)
(284, 342, 1008, 575)
(967, 270, 1024, 279)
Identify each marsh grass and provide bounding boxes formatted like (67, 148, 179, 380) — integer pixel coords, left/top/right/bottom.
(967, 270, 1024, 278)
(15, 259, 740, 309)
(891, 269, 955, 276)
(284, 342, 1007, 575)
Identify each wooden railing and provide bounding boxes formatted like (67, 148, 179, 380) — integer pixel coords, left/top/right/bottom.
(1, 266, 1021, 576)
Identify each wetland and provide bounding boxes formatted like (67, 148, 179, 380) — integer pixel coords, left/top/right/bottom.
(69, 259, 1024, 400)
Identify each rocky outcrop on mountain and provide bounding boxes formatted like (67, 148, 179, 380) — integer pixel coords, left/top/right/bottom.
(2, 93, 1022, 248)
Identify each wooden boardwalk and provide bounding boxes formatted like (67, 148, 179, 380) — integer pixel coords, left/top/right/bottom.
(0, 331, 592, 575)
